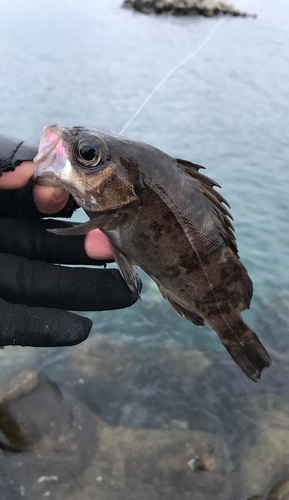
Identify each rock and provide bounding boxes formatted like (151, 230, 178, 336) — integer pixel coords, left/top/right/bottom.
(0, 370, 98, 499)
(71, 418, 232, 500)
(163, 418, 189, 430)
(0, 370, 233, 500)
(70, 333, 137, 399)
(240, 394, 289, 499)
(0, 369, 68, 449)
(123, 0, 255, 18)
(266, 480, 289, 500)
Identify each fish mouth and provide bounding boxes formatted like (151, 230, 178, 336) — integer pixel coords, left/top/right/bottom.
(33, 125, 109, 212)
(33, 125, 69, 187)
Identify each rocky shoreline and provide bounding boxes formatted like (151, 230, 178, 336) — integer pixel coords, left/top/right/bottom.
(123, 0, 256, 18)
(1, 363, 289, 498)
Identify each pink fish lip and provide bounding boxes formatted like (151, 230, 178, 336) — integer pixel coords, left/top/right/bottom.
(46, 131, 66, 156)
(34, 126, 68, 173)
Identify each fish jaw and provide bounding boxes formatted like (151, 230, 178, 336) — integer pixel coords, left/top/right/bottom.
(33, 125, 98, 210)
(33, 125, 70, 187)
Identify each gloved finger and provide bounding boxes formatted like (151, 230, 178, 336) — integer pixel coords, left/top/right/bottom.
(0, 181, 78, 219)
(0, 253, 138, 310)
(0, 298, 92, 347)
(0, 218, 112, 265)
(0, 134, 38, 174)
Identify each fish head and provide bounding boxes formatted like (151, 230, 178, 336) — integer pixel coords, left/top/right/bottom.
(33, 124, 138, 212)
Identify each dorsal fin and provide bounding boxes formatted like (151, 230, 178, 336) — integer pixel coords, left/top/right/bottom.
(176, 158, 205, 172)
(176, 158, 237, 255)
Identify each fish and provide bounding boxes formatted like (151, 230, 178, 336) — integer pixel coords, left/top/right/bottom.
(33, 124, 271, 381)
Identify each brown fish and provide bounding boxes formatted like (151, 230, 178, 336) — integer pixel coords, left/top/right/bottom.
(33, 124, 271, 381)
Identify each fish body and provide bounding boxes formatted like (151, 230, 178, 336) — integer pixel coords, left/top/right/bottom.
(34, 124, 271, 381)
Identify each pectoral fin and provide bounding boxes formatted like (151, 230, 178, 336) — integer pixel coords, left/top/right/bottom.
(111, 244, 142, 300)
(47, 214, 116, 236)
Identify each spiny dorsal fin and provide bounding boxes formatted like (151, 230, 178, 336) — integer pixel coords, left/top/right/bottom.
(176, 158, 238, 255)
(176, 158, 205, 172)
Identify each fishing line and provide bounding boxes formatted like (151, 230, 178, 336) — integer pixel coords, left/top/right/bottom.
(119, 15, 238, 343)
(119, 16, 225, 136)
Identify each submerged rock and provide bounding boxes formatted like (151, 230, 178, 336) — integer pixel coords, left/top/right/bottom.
(123, 0, 255, 17)
(266, 480, 289, 500)
(70, 336, 211, 427)
(240, 394, 289, 499)
(71, 333, 137, 399)
(154, 340, 211, 384)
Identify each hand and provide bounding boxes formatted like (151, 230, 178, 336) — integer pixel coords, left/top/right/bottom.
(0, 133, 137, 347)
(0, 160, 114, 260)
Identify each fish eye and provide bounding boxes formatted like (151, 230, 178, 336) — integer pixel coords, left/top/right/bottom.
(74, 138, 103, 168)
(79, 144, 97, 161)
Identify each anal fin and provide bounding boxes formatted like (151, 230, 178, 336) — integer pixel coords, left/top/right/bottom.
(159, 286, 204, 327)
(238, 268, 253, 312)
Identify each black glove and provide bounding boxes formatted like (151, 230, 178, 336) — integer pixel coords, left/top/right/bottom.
(0, 133, 38, 173)
(0, 133, 138, 347)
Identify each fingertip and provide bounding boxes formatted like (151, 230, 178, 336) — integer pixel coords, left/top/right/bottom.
(85, 229, 114, 260)
(33, 184, 69, 214)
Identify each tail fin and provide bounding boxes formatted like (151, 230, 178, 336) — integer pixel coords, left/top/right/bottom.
(224, 329, 271, 382)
